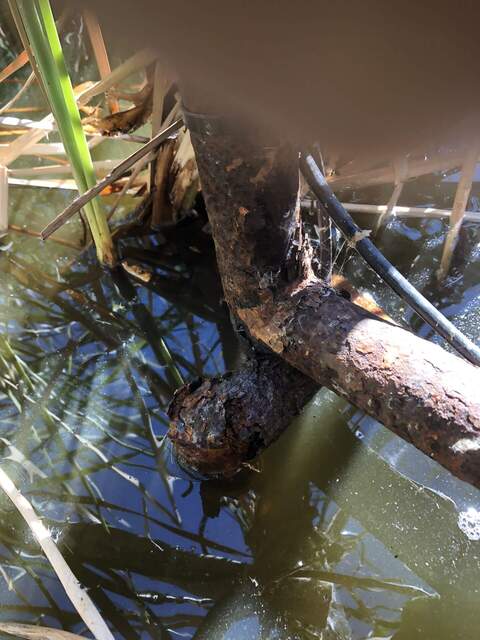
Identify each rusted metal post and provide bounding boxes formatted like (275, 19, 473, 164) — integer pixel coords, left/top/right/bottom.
(169, 107, 480, 488)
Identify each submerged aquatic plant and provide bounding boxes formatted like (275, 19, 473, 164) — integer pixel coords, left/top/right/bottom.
(9, 0, 116, 266)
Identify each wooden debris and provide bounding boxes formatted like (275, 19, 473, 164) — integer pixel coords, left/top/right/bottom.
(302, 153, 480, 365)
(150, 64, 175, 225)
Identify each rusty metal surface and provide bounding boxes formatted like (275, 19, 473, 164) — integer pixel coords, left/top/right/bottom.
(188, 123, 308, 310)
(168, 354, 317, 476)
(178, 113, 480, 488)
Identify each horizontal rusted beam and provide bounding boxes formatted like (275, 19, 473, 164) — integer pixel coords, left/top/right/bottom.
(170, 109, 480, 487)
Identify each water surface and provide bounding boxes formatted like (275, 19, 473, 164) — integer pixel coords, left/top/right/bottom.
(0, 177, 478, 640)
(0, 12, 479, 636)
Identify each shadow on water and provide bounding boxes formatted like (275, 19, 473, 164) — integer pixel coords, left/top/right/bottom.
(0, 156, 479, 637)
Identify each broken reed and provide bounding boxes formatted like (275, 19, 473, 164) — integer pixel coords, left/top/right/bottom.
(11, 0, 116, 266)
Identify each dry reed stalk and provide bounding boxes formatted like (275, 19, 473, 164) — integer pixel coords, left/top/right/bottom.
(0, 50, 29, 83)
(0, 49, 157, 165)
(339, 202, 480, 223)
(151, 138, 175, 226)
(374, 156, 407, 233)
(9, 175, 144, 192)
(76, 48, 158, 107)
(151, 60, 169, 135)
(437, 141, 480, 280)
(9, 159, 117, 177)
(3, 106, 43, 113)
(328, 149, 470, 190)
(151, 61, 175, 225)
(41, 118, 183, 239)
(0, 139, 103, 159)
(169, 129, 199, 214)
(0, 467, 114, 640)
(0, 72, 37, 114)
(83, 9, 119, 114)
(8, 176, 78, 189)
(0, 622, 89, 640)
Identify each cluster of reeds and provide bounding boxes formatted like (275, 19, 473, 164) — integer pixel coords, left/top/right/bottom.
(0, 2, 197, 269)
(8, 0, 115, 266)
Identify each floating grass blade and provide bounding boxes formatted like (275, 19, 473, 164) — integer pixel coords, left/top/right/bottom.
(11, 0, 116, 266)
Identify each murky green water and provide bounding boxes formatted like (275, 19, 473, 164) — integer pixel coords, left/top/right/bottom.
(1, 9, 480, 639)
(0, 176, 478, 640)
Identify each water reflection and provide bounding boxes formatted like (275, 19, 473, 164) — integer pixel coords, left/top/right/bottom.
(0, 180, 478, 639)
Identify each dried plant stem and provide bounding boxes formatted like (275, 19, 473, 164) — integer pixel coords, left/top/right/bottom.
(374, 156, 407, 233)
(0, 467, 114, 640)
(83, 9, 119, 114)
(0, 623, 90, 640)
(0, 50, 29, 83)
(10, 159, 118, 177)
(437, 141, 480, 280)
(337, 202, 480, 223)
(13, 0, 116, 266)
(327, 149, 472, 190)
(41, 118, 183, 239)
(0, 49, 157, 164)
(0, 70, 36, 115)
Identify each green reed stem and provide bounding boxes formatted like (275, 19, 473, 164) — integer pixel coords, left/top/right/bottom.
(11, 0, 116, 266)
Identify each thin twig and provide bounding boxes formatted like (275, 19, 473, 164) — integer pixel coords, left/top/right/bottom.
(41, 119, 183, 239)
(107, 151, 155, 222)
